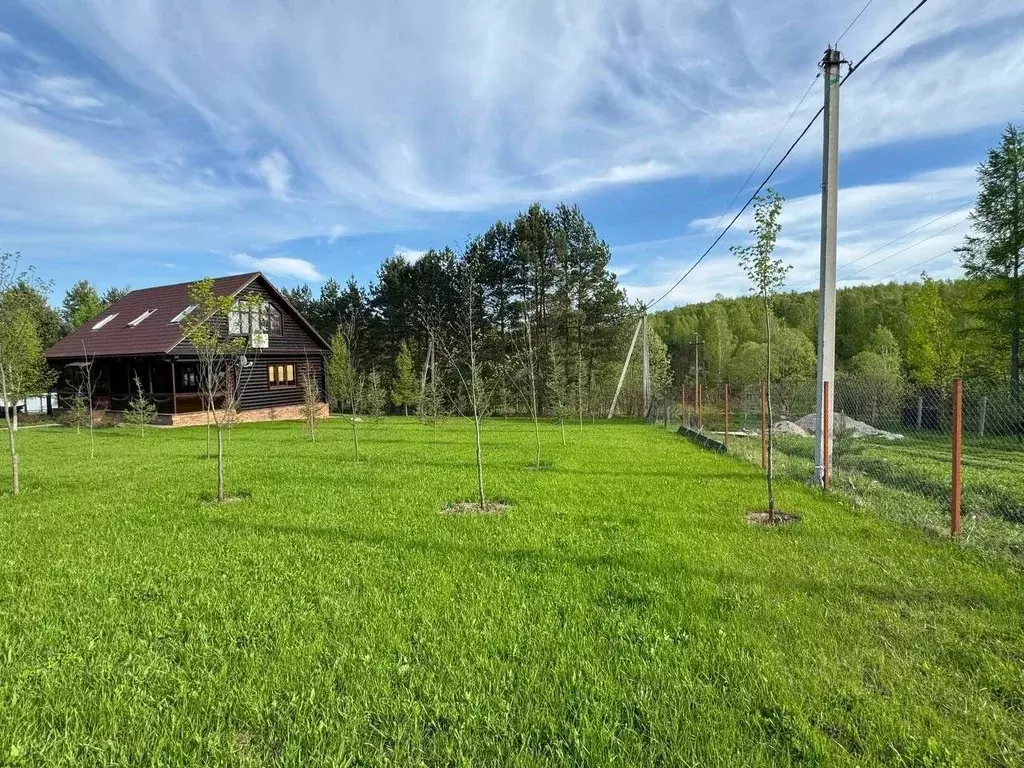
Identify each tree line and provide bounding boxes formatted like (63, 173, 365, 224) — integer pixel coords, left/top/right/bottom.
(278, 203, 667, 420)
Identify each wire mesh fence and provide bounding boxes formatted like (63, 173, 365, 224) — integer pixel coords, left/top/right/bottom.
(675, 376, 1024, 565)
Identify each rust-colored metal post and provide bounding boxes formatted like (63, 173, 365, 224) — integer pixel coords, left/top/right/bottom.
(951, 378, 963, 536)
(696, 378, 702, 430)
(724, 383, 730, 449)
(760, 382, 767, 470)
(822, 380, 831, 490)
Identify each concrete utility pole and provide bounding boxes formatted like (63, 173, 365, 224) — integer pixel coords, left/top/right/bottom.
(693, 332, 701, 429)
(641, 312, 651, 417)
(814, 46, 842, 488)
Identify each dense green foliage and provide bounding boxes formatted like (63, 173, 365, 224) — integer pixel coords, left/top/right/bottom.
(958, 123, 1024, 398)
(651, 276, 1009, 393)
(1, 419, 1022, 765)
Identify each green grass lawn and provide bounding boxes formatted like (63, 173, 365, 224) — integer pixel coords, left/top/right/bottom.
(728, 429, 1024, 565)
(1, 418, 1023, 766)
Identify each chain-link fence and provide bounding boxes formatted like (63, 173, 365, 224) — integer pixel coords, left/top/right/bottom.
(678, 377, 1024, 565)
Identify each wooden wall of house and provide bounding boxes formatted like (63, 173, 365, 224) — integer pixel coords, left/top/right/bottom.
(238, 354, 326, 411)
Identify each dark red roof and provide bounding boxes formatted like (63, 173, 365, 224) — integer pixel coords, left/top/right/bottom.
(46, 273, 259, 359)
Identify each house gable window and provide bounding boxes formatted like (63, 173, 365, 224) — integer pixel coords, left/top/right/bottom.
(268, 363, 296, 388)
(229, 300, 283, 337)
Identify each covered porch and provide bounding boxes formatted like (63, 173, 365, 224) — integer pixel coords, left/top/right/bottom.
(58, 356, 214, 415)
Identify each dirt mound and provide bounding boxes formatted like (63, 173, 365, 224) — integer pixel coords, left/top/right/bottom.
(772, 420, 810, 437)
(793, 413, 903, 440)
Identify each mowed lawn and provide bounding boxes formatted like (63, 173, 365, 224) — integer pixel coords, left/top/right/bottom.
(1, 419, 1022, 767)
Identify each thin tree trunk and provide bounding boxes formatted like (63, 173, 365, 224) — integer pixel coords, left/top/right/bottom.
(404, 404, 408, 417)
(351, 417, 359, 461)
(764, 294, 775, 522)
(206, 409, 211, 459)
(577, 343, 584, 433)
(474, 414, 485, 509)
(560, 419, 565, 446)
(87, 388, 95, 460)
(1, 368, 19, 496)
(216, 426, 224, 503)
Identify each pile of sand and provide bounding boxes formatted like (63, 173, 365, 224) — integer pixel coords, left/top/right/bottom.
(772, 420, 810, 437)
(794, 413, 903, 440)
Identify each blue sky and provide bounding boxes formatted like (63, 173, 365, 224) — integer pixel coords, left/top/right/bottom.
(1, 0, 1022, 308)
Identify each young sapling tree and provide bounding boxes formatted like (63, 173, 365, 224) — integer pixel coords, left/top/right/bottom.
(0, 252, 53, 495)
(123, 374, 157, 436)
(391, 341, 417, 416)
(299, 356, 322, 442)
(731, 189, 789, 523)
(441, 251, 507, 512)
(181, 278, 259, 502)
(547, 348, 572, 446)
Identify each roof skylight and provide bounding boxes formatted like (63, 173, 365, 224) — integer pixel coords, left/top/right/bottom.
(170, 305, 198, 323)
(127, 309, 157, 327)
(92, 314, 118, 330)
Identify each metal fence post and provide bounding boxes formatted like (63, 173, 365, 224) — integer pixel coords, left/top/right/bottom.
(681, 387, 687, 429)
(951, 378, 963, 536)
(724, 383, 730, 449)
(979, 395, 987, 437)
(697, 380, 703, 431)
(760, 381, 767, 470)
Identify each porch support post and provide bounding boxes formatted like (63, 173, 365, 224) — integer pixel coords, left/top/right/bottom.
(170, 359, 177, 415)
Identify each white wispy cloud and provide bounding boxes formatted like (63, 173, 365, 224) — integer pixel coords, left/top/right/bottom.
(256, 151, 291, 200)
(394, 245, 427, 262)
(619, 165, 978, 306)
(1, 0, 1021, 270)
(32, 75, 104, 109)
(230, 253, 322, 281)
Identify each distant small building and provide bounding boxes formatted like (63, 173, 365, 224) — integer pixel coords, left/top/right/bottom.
(45, 272, 329, 426)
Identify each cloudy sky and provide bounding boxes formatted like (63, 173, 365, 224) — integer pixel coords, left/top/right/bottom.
(1, 0, 1022, 307)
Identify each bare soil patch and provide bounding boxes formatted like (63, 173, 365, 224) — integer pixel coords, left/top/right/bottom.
(442, 501, 511, 516)
(745, 510, 801, 526)
(200, 491, 251, 505)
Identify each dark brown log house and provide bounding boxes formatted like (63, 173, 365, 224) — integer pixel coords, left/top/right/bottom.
(45, 272, 329, 425)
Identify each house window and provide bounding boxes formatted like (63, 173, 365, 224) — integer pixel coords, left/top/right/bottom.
(267, 363, 296, 387)
(229, 300, 283, 336)
(267, 305, 283, 336)
(179, 365, 200, 391)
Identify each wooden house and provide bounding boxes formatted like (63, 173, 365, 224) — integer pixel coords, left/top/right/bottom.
(45, 272, 330, 425)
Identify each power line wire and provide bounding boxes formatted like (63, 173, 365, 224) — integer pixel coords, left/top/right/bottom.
(706, 72, 820, 236)
(838, 217, 968, 281)
(877, 248, 955, 282)
(790, 202, 973, 290)
(839, 203, 971, 272)
(646, 105, 825, 310)
(836, 0, 876, 45)
(645, 0, 934, 310)
(841, 0, 931, 84)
